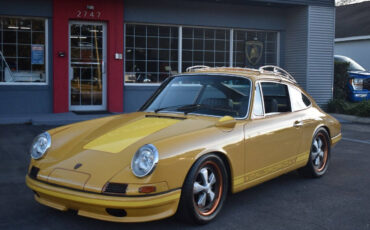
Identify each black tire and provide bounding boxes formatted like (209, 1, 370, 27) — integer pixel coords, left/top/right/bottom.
(299, 127, 331, 178)
(176, 154, 228, 225)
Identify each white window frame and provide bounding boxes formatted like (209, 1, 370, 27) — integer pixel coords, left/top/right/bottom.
(124, 22, 279, 86)
(0, 16, 49, 86)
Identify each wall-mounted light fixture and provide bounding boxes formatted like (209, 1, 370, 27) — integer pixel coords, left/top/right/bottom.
(86, 5, 95, 10)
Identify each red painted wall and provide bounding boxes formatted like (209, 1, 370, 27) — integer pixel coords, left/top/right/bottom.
(53, 0, 124, 113)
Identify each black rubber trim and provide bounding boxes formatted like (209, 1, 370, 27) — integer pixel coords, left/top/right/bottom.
(29, 166, 40, 179)
(106, 208, 127, 217)
(27, 175, 181, 198)
(145, 114, 186, 120)
(103, 182, 128, 195)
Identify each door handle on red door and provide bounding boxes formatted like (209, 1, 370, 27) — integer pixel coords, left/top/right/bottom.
(293, 120, 303, 127)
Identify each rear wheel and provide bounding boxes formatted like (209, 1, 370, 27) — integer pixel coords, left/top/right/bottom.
(299, 128, 330, 178)
(177, 154, 228, 224)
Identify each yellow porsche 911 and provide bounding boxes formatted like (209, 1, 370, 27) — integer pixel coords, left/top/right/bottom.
(26, 66, 341, 224)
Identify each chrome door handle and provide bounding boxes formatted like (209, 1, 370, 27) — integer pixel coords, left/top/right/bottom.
(293, 120, 303, 127)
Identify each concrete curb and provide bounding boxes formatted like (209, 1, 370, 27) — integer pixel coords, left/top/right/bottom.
(330, 113, 370, 124)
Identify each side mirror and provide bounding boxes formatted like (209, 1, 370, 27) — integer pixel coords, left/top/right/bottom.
(215, 116, 236, 130)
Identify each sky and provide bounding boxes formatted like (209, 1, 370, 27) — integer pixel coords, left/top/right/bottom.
(336, 0, 370, 5)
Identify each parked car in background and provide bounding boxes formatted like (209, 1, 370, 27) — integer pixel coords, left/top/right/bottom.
(334, 55, 370, 102)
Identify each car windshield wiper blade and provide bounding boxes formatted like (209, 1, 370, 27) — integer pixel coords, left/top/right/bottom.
(154, 104, 200, 113)
(181, 104, 235, 116)
(181, 104, 213, 115)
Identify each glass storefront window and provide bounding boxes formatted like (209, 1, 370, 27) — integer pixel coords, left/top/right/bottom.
(125, 24, 178, 83)
(233, 30, 277, 68)
(0, 17, 47, 84)
(124, 24, 278, 84)
(182, 27, 230, 72)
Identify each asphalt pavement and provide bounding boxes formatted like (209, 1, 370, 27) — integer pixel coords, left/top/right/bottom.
(0, 122, 369, 230)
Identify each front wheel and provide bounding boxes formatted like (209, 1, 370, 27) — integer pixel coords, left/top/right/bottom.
(299, 127, 330, 178)
(177, 154, 228, 224)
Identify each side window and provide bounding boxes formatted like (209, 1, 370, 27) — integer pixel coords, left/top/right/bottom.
(302, 93, 311, 107)
(261, 82, 291, 114)
(289, 86, 311, 111)
(252, 83, 264, 117)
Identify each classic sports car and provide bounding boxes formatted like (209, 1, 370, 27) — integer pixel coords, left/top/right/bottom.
(26, 66, 341, 224)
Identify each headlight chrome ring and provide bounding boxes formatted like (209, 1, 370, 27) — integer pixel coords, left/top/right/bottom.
(131, 144, 159, 178)
(30, 132, 51, 160)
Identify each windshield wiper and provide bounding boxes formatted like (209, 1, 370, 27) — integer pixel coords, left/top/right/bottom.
(181, 104, 234, 115)
(155, 103, 234, 116)
(154, 104, 200, 114)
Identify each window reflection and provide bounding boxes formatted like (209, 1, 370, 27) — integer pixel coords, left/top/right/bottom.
(182, 27, 230, 72)
(0, 17, 46, 83)
(125, 24, 279, 84)
(125, 24, 179, 83)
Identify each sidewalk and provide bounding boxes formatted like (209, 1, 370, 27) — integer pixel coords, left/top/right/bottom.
(330, 113, 370, 124)
(0, 112, 116, 126)
(0, 112, 368, 126)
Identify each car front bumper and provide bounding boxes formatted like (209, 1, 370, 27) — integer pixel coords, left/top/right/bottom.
(331, 133, 342, 147)
(349, 90, 369, 102)
(25, 175, 181, 222)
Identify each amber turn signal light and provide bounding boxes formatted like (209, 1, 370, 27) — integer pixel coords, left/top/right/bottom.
(138, 186, 156, 193)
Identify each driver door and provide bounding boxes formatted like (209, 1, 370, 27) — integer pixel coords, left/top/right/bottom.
(243, 81, 303, 183)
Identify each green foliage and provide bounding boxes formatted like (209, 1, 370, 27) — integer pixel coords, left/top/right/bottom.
(347, 100, 370, 117)
(327, 99, 370, 117)
(327, 62, 370, 117)
(333, 61, 350, 99)
(327, 98, 346, 114)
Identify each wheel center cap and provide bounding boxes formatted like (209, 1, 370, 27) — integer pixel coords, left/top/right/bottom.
(206, 184, 212, 193)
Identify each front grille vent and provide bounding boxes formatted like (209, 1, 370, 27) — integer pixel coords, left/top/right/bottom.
(103, 183, 128, 195)
(106, 208, 127, 217)
(29, 166, 40, 179)
(364, 78, 370, 90)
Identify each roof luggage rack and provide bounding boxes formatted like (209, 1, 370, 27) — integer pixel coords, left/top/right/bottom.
(258, 65, 297, 83)
(186, 66, 260, 74)
(185, 65, 210, 72)
(185, 65, 297, 83)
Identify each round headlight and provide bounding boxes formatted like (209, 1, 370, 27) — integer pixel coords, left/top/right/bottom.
(131, 144, 159, 178)
(30, 132, 51, 160)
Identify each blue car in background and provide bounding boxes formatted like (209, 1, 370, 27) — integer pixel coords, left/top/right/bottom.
(334, 55, 370, 102)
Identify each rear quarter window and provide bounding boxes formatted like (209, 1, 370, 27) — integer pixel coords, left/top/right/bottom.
(261, 82, 291, 113)
(288, 85, 311, 111)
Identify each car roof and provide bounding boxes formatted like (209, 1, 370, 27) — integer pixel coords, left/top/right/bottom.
(179, 65, 299, 85)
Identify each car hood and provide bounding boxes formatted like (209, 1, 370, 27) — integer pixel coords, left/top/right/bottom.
(348, 70, 370, 78)
(34, 112, 216, 193)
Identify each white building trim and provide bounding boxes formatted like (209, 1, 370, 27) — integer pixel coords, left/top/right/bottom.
(335, 35, 370, 43)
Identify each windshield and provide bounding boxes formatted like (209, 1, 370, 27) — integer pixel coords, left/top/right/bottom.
(141, 75, 251, 118)
(334, 55, 366, 71)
